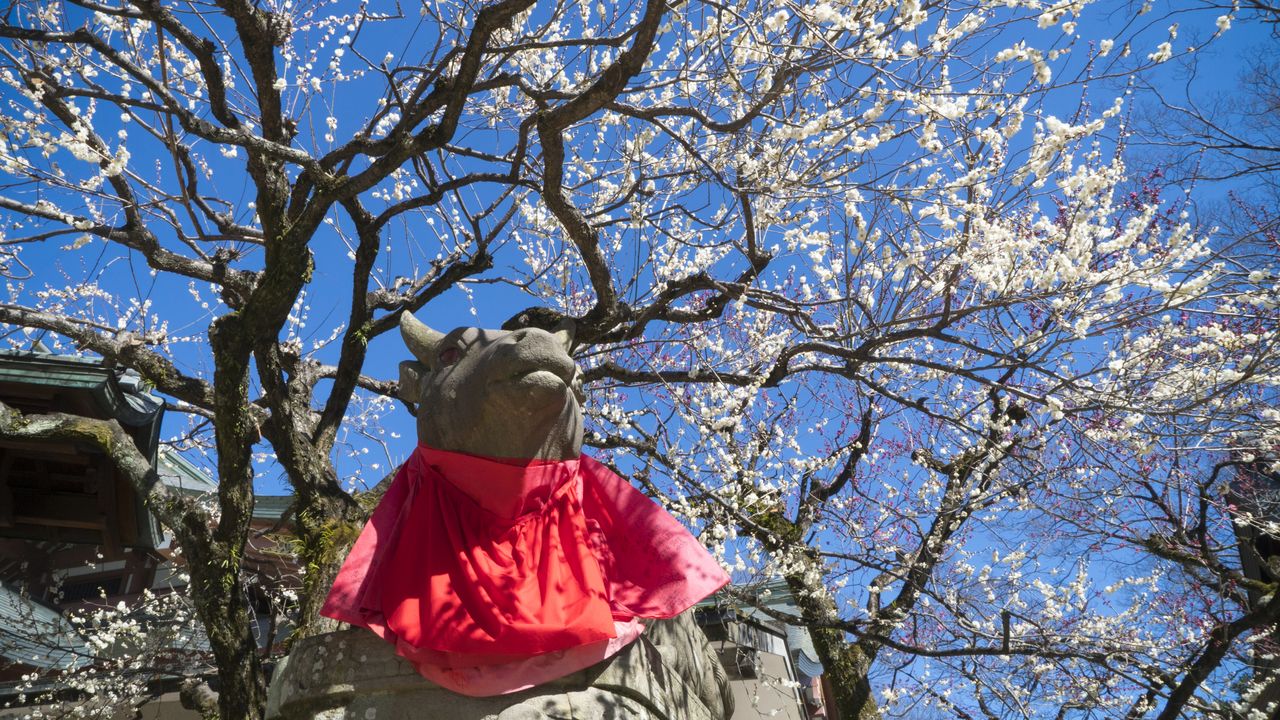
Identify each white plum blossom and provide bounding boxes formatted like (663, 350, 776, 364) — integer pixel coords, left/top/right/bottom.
(0, 0, 1270, 718)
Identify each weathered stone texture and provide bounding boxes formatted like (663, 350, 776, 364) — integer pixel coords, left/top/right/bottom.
(266, 612, 731, 720)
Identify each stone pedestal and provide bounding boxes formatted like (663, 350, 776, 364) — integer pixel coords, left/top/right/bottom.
(266, 612, 731, 720)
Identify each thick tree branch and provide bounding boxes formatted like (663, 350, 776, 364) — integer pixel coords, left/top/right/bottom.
(0, 26, 321, 170)
(535, 0, 669, 330)
(127, 0, 241, 129)
(808, 407, 875, 503)
(1152, 596, 1280, 720)
(0, 304, 216, 409)
(0, 400, 208, 531)
(324, 0, 538, 200)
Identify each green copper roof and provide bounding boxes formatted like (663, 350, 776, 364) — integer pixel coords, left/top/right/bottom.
(0, 349, 165, 444)
(0, 349, 166, 547)
(252, 495, 293, 521)
(158, 448, 218, 495)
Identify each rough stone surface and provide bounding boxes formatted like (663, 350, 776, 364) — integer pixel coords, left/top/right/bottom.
(266, 612, 731, 720)
(397, 318, 584, 461)
(275, 316, 731, 719)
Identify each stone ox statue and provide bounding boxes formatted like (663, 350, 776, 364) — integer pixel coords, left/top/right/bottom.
(267, 313, 733, 720)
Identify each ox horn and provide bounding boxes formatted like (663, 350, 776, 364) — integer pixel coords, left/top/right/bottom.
(400, 311, 445, 365)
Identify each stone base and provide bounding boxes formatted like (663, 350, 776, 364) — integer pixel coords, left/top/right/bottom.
(266, 612, 731, 720)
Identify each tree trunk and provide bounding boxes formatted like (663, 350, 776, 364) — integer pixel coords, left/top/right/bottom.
(163, 526, 266, 720)
(290, 490, 365, 640)
(203, 315, 270, 719)
(784, 571, 880, 720)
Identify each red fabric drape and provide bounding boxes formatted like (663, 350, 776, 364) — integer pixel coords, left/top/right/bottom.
(321, 445, 728, 696)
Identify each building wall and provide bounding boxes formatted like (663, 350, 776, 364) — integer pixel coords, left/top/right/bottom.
(697, 600, 818, 720)
(725, 650, 808, 720)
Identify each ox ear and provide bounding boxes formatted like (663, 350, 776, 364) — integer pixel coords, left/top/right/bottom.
(398, 360, 426, 404)
(400, 311, 445, 365)
(551, 318, 576, 353)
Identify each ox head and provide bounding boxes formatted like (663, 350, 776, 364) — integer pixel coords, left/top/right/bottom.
(396, 312, 584, 460)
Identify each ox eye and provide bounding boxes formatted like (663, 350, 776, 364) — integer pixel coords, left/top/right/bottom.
(438, 347, 462, 366)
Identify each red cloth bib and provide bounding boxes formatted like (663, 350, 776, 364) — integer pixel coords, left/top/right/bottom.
(320, 445, 729, 695)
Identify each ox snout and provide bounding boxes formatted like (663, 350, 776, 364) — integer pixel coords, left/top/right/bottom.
(489, 330, 577, 388)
